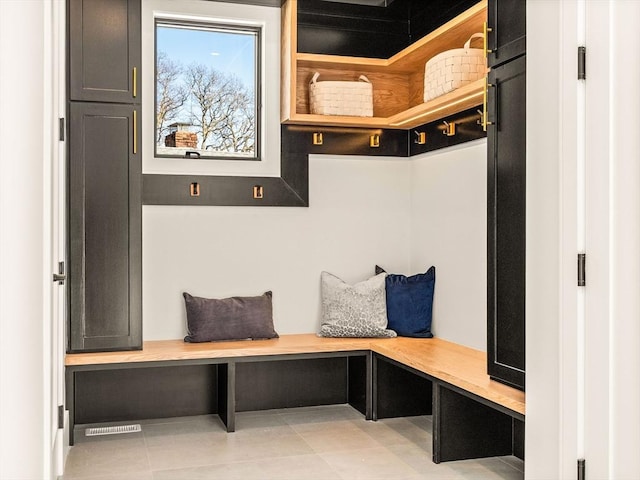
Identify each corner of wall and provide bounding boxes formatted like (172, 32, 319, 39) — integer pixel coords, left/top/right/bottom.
(408, 140, 488, 351)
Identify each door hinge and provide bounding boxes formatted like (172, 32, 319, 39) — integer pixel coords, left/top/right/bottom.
(577, 459, 585, 480)
(58, 405, 64, 429)
(578, 46, 586, 80)
(53, 261, 66, 285)
(578, 253, 586, 287)
(59, 118, 65, 141)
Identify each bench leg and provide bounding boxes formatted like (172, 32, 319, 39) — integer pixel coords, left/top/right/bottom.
(365, 351, 373, 420)
(432, 383, 513, 463)
(347, 354, 372, 420)
(372, 352, 378, 421)
(514, 417, 525, 460)
(217, 362, 236, 433)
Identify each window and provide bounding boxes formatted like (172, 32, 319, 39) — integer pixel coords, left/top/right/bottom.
(155, 20, 260, 160)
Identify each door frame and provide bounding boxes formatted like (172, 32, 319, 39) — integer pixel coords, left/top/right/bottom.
(48, 0, 68, 476)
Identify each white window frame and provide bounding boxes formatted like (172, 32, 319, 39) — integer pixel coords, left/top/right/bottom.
(142, 0, 281, 177)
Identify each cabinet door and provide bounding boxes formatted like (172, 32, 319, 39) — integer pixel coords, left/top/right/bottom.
(68, 103, 141, 352)
(487, 0, 526, 68)
(69, 0, 140, 103)
(487, 55, 526, 390)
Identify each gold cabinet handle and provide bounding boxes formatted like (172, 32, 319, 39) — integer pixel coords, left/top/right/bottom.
(132, 67, 137, 98)
(483, 22, 493, 57)
(133, 109, 138, 154)
(482, 78, 495, 132)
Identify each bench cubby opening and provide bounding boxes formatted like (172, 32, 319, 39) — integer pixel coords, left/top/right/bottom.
(372, 353, 524, 463)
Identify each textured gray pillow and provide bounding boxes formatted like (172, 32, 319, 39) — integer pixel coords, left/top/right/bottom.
(319, 272, 396, 338)
(183, 291, 279, 342)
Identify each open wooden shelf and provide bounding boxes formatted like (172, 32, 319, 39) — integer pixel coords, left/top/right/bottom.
(281, 0, 487, 130)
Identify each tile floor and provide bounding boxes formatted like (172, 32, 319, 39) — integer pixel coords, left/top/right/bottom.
(63, 405, 524, 480)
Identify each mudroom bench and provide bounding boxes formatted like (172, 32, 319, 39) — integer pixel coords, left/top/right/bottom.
(65, 334, 525, 463)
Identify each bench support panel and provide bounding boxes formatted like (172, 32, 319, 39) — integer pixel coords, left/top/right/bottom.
(513, 417, 525, 460)
(218, 363, 236, 432)
(347, 355, 370, 418)
(66, 371, 76, 445)
(432, 383, 513, 463)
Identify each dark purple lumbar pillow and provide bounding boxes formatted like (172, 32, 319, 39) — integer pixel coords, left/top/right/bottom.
(183, 291, 279, 342)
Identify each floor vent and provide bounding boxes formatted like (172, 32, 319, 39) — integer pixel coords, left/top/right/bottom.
(85, 424, 141, 437)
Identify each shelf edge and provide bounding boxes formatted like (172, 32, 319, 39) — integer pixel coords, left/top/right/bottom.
(282, 78, 485, 130)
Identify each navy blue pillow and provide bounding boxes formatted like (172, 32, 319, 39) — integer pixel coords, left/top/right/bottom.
(376, 265, 435, 338)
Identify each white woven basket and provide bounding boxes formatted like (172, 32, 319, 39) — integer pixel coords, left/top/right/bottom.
(309, 72, 373, 117)
(424, 33, 486, 102)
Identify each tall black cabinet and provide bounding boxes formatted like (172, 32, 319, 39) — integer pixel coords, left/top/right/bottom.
(68, 0, 142, 352)
(486, 0, 526, 390)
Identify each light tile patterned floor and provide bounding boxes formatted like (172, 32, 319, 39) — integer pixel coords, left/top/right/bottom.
(63, 405, 524, 480)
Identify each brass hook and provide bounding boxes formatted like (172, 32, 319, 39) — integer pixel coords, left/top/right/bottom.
(443, 121, 456, 137)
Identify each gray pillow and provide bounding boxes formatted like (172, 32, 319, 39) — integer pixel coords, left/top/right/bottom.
(319, 272, 396, 338)
(183, 291, 279, 342)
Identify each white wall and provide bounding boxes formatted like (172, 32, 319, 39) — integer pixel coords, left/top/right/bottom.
(143, 144, 489, 348)
(409, 140, 487, 350)
(143, 155, 412, 339)
(525, 2, 565, 476)
(582, 2, 640, 477)
(606, 3, 640, 474)
(0, 1, 48, 478)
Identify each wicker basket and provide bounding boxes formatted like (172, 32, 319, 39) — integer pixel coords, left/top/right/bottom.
(309, 72, 373, 117)
(424, 33, 486, 102)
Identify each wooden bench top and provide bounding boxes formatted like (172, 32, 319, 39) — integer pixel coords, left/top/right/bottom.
(369, 337, 525, 416)
(65, 334, 374, 365)
(65, 334, 525, 416)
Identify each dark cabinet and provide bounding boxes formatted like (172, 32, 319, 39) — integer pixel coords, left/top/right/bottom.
(68, 102, 142, 352)
(69, 0, 141, 103)
(487, 0, 526, 68)
(67, 0, 141, 352)
(487, 54, 526, 390)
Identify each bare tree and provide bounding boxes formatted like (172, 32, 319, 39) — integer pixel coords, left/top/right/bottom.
(218, 82, 255, 153)
(156, 52, 188, 144)
(183, 64, 255, 154)
(184, 64, 227, 149)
